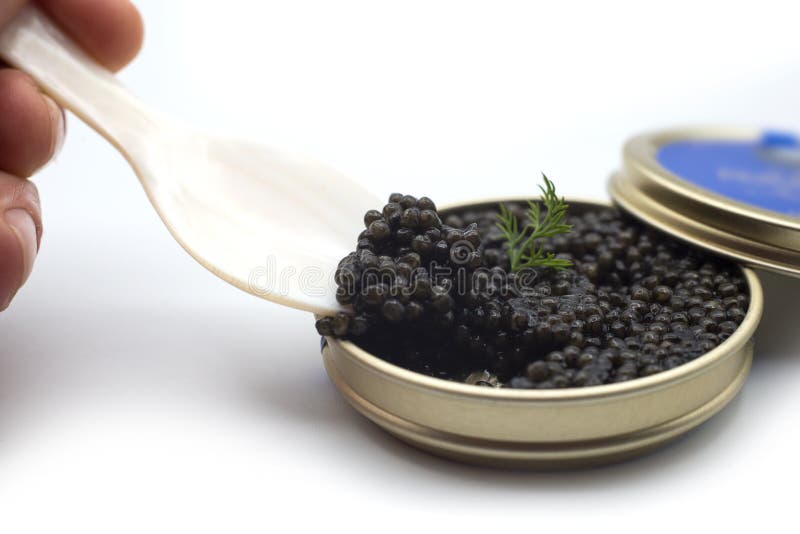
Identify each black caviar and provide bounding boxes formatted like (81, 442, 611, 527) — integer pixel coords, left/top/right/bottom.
(315, 195, 749, 389)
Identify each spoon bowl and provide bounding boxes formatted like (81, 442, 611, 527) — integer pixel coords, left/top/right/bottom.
(0, 5, 378, 314)
(136, 128, 377, 313)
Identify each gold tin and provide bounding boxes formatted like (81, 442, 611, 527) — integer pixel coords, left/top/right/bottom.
(320, 199, 764, 468)
(610, 127, 800, 277)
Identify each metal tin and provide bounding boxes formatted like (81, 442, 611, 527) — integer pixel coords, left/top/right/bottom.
(320, 199, 764, 468)
(609, 127, 800, 277)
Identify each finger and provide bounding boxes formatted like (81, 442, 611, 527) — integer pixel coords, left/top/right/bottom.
(0, 68, 66, 177)
(37, 0, 144, 72)
(0, 1, 26, 26)
(0, 172, 41, 310)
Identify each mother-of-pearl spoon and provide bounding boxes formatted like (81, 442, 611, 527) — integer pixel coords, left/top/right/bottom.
(0, 4, 380, 314)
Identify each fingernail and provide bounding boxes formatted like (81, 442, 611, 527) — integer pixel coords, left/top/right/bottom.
(43, 94, 66, 159)
(4, 209, 38, 297)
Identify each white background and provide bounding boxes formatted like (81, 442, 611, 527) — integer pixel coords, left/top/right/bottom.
(1, 0, 799, 532)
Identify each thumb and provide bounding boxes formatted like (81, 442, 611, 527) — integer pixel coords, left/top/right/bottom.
(0, 172, 41, 311)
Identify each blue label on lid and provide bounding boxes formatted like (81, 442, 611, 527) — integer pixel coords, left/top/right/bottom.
(656, 131, 800, 217)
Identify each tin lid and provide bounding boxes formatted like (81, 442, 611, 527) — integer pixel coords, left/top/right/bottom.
(608, 127, 800, 277)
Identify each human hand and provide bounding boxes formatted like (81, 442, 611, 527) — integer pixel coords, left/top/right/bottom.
(0, 0, 143, 310)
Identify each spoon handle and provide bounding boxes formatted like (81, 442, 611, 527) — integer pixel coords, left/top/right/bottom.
(0, 4, 158, 155)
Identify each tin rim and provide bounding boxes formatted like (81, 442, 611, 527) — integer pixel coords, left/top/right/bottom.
(611, 127, 800, 277)
(328, 198, 764, 402)
(323, 350, 751, 467)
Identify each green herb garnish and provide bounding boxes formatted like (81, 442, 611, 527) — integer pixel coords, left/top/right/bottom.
(496, 174, 573, 272)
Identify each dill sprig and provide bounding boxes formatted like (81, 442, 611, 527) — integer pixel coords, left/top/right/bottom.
(496, 174, 573, 272)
